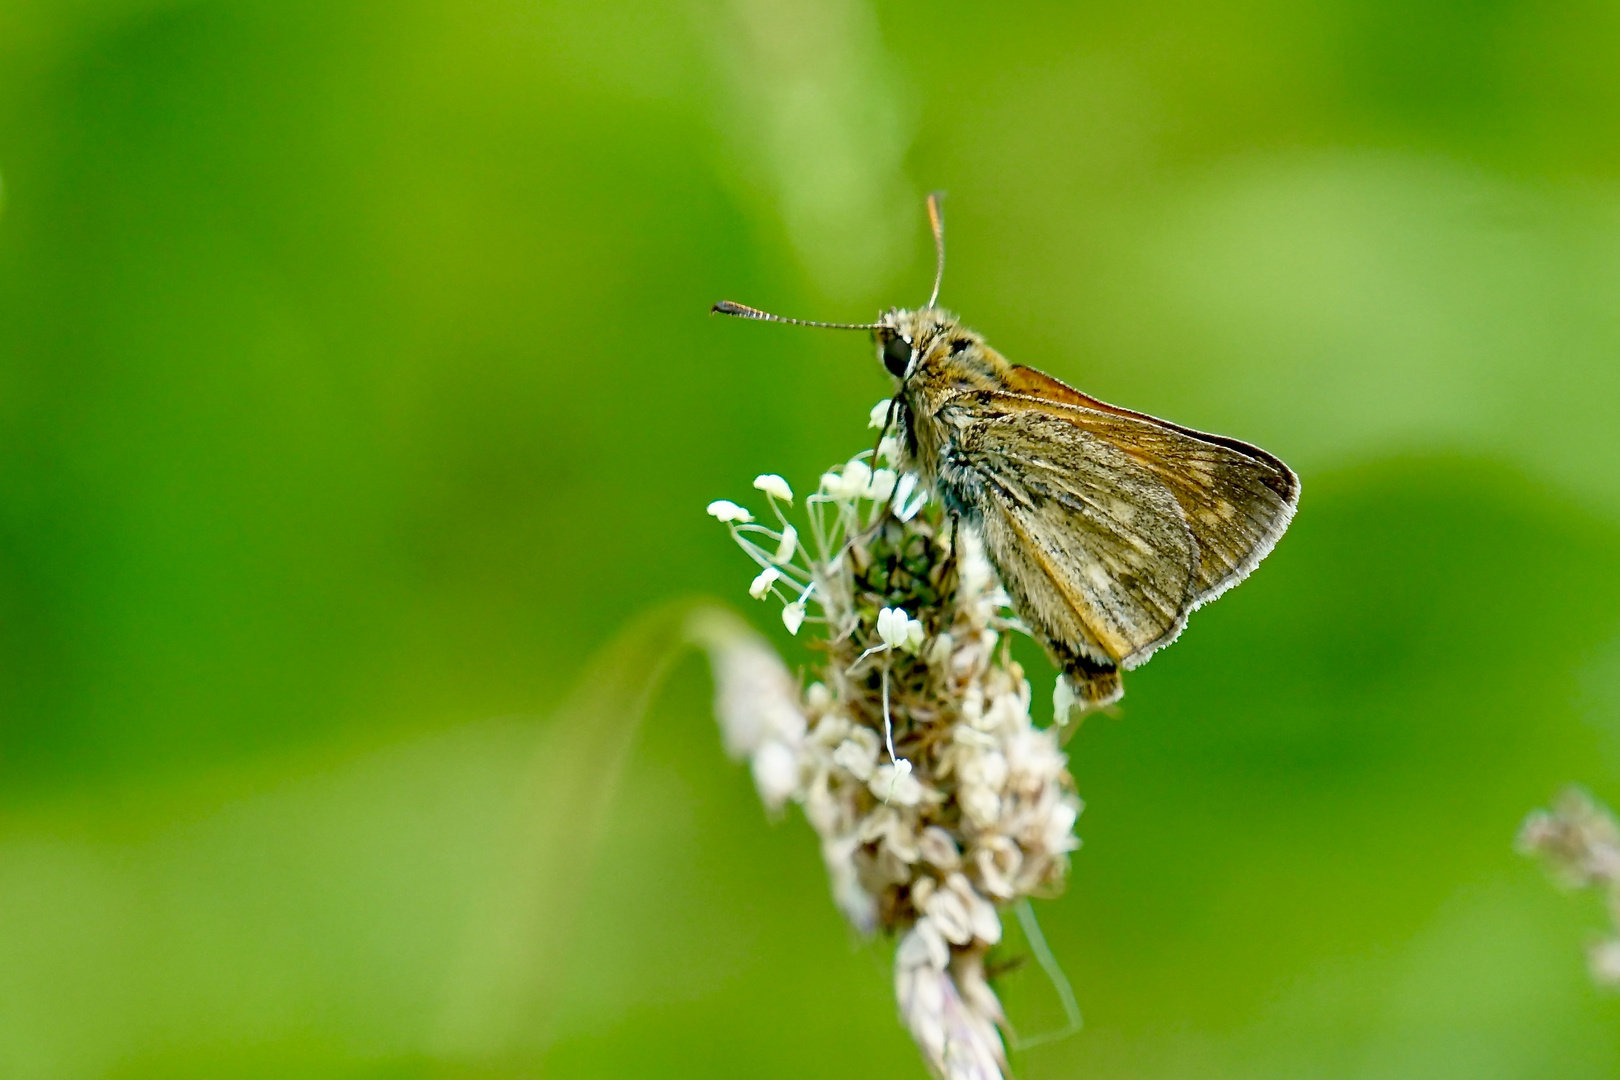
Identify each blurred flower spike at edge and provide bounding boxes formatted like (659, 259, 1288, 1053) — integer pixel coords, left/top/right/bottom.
(694, 407, 1087, 1079)
(1518, 786, 1620, 987)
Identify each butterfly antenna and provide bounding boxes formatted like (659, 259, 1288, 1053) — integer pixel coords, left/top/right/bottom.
(924, 190, 946, 309)
(710, 300, 880, 331)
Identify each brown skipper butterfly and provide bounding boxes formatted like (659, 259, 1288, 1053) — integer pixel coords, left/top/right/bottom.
(714, 195, 1299, 708)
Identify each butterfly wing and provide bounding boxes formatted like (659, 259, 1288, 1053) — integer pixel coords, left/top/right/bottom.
(937, 377, 1297, 681)
(1001, 366, 1299, 607)
(938, 393, 1201, 685)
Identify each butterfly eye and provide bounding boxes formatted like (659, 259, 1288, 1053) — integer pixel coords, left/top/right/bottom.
(881, 333, 912, 378)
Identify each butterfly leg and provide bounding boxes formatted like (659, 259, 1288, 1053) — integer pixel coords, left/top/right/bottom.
(1050, 645, 1123, 709)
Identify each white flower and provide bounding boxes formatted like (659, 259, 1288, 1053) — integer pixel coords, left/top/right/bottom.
(706, 499, 753, 523)
(959, 749, 1008, 791)
(832, 736, 878, 781)
(973, 836, 1023, 900)
(876, 606, 907, 648)
(895, 936, 1008, 1080)
(842, 459, 873, 498)
(686, 612, 805, 761)
(919, 826, 961, 870)
(877, 606, 925, 653)
(1041, 798, 1081, 855)
(751, 739, 801, 810)
(823, 835, 878, 934)
(923, 883, 974, 945)
(1054, 675, 1079, 725)
(803, 771, 847, 835)
(869, 399, 892, 428)
(961, 785, 1001, 829)
(699, 435, 1090, 1080)
(872, 760, 924, 806)
(775, 524, 797, 563)
(958, 533, 994, 594)
(810, 712, 851, 748)
(748, 566, 780, 599)
(753, 473, 794, 503)
(944, 873, 1002, 945)
(881, 818, 921, 864)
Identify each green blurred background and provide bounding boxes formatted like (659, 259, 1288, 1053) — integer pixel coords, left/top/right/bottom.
(4, 0, 1620, 1076)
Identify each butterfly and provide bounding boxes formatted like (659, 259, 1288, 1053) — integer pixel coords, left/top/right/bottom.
(713, 194, 1298, 709)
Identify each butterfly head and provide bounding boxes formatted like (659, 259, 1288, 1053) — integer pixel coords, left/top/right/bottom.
(875, 307, 961, 380)
(875, 307, 1002, 390)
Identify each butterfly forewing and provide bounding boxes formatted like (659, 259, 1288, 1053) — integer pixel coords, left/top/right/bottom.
(992, 373, 1299, 606)
(942, 393, 1201, 670)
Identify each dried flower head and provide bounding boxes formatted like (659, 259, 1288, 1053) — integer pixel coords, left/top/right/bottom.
(1519, 786, 1620, 988)
(690, 407, 1085, 1078)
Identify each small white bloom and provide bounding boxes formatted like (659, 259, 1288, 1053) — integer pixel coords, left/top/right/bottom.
(805, 681, 832, 712)
(753, 473, 794, 503)
(859, 805, 900, 844)
(958, 533, 994, 594)
(748, 566, 780, 599)
(944, 872, 1002, 945)
(869, 399, 892, 429)
(866, 468, 897, 502)
(832, 736, 878, 781)
(973, 836, 1023, 900)
(918, 826, 961, 870)
(876, 607, 906, 649)
(823, 835, 877, 934)
(810, 712, 851, 748)
(841, 458, 872, 495)
(686, 615, 804, 761)
(877, 606, 924, 652)
(803, 771, 846, 835)
(882, 819, 921, 864)
(706, 499, 753, 523)
(878, 435, 902, 465)
(1041, 797, 1081, 854)
(961, 785, 1002, 829)
(895, 922, 1008, 1080)
(751, 739, 801, 810)
(1054, 675, 1079, 725)
(908, 915, 951, 971)
(782, 601, 806, 635)
(872, 759, 924, 806)
(774, 524, 798, 563)
(977, 690, 1023, 735)
(960, 749, 1008, 791)
(923, 884, 974, 945)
